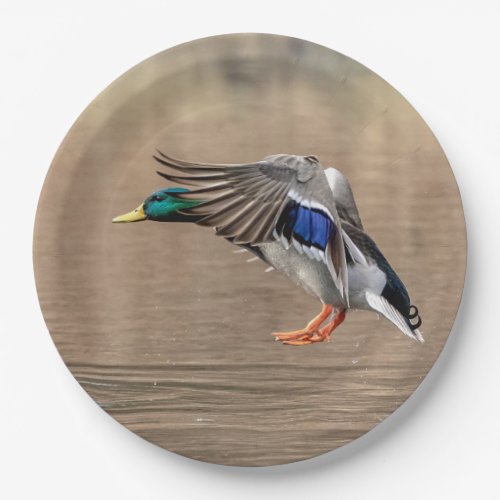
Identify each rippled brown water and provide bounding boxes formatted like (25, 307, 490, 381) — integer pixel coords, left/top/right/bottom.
(34, 34, 465, 466)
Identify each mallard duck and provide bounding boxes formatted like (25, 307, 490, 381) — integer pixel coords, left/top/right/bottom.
(113, 153, 423, 346)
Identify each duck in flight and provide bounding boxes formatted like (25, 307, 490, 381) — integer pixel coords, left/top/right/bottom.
(113, 153, 422, 346)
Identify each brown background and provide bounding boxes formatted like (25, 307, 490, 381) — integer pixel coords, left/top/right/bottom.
(34, 34, 465, 466)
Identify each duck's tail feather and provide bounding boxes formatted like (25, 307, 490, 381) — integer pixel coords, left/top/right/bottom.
(365, 292, 424, 342)
(407, 305, 422, 332)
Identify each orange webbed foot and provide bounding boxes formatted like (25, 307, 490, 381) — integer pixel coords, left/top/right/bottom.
(273, 308, 346, 346)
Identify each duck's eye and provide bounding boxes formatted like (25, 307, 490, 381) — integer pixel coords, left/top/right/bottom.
(154, 195, 162, 202)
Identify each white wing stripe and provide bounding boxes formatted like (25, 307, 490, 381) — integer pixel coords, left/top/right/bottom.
(342, 229, 368, 265)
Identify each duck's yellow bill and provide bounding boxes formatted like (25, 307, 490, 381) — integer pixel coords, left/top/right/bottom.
(112, 204, 147, 223)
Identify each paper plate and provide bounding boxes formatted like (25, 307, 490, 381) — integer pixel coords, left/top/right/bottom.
(34, 33, 466, 466)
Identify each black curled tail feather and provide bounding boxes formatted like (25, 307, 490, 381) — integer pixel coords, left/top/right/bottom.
(407, 305, 422, 331)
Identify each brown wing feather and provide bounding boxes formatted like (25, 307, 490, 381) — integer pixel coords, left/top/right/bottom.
(154, 152, 351, 302)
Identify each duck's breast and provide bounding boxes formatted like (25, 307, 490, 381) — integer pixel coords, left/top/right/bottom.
(258, 241, 343, 305)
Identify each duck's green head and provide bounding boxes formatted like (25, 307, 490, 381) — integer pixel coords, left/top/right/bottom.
(112, 187, 200, 223)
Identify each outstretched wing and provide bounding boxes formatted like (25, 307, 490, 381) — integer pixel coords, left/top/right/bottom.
(324, 167, 364, 230)
(154, 152, 350, 301)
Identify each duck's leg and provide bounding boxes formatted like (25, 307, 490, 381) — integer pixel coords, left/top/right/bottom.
(317, 309, 346, 341)
(272, 304, 333, 344)
(281, 309, 346, 346)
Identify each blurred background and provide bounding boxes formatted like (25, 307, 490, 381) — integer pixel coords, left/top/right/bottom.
(34, 34, 465, 466)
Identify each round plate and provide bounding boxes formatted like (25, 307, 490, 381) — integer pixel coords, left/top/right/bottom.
(34, 33, 466, 466)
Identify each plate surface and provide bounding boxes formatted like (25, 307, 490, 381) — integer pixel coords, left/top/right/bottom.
(34, 33, 466, 466)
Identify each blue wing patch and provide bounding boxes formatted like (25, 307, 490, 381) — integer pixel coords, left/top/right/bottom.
(275, 199, 337, 257)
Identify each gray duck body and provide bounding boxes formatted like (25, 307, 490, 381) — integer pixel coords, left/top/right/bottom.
(155, 152, 422, 341)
